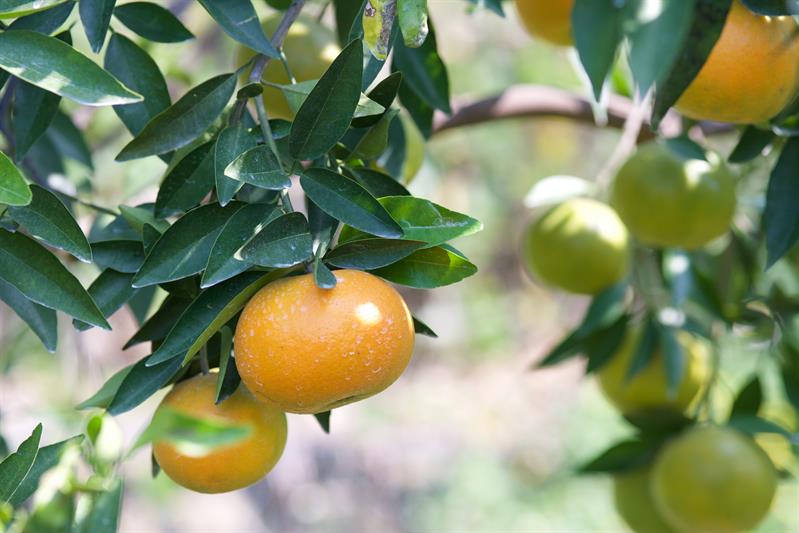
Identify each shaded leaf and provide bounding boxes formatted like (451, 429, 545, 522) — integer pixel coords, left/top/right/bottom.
(0, 277, 57, 352)
(91, 240, 145, 274)
(123, 295, 192, 349)
(391, 23, 450, 112)
(240, 212, 314, 268)
(197, 0, 278, 57)
(579, 439, 656, 473)
(113, 2, 194, 42)
(73, 270, 136, 331)
(155, 142, 215, 218)
(12, 79, 60, 159)
(224, 144, 291, 190)
(76, 364, 134, 410)
(214, 125, 259, 206)
(0, 424, 41, 503)
(728, 126, 774, 163)
(107, 355, 183, 415)
(412, 315, 437, 337)
(79, 0, 116, 53)
(371, 246, 477, 288)
(765, 138, 799, 267)
(730, 376, 763, 417)
(325, 238, 425, 269)
(314, 411, 331, 433)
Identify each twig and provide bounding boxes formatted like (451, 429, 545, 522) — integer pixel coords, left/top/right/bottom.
(247, 0, 307, 86)
(594, 91, 649, 194)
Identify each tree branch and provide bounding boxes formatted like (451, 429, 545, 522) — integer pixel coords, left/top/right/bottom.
(431, 84, 734, 142)
(248, 0, 307, 84)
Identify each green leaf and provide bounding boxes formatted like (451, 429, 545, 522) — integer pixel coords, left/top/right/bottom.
(214, 327, 239, 404)
(0, 151, 32, 206)
(624, 316, 659, 382)
(765, 138, 799, 267)
(579, 439, 656, 474)
(6, 1, 74, 33)
(397, 0, 428, 48)
(313, 257, 337, 289)
(131, 405, 251, 456)
(0, 30, 142, 106)
(9, 436, 81, 507)
(104, 32, 171, 136)
(740, 0, 798, 15)
(350, 108, 399, 160)
(202, 203, 279, 288)
(73, 270, 136, 331)
(0, 230, 109, 329)
(116, 73, 236, 160)
(118, 205, 169, 235)
(727, 415, 793, 438)
(0, 424, 41, 503)
(107, 355, 183, 415)
(412, 315, 437, 337)
(79, 0, 115, 53)
(334, 0, 366, 46)
(132, 203, 243, 288)
(113, 2, 194, 43)
(728, 126, 774, 163)
(12, 79, 60, 159)
(658, 325, 685, 397)
(123, 295, 192, 349)
(391, 23, 450, 112)
(584, 315, 630, 373)
(214, 125, 260, 206)
(325, 238, 425, 269)
(651, 0, 732, 127)
(76, 364, 134, 410)
(147, 271, 288, 366)
(314, 411, 331, 434)
(730, 376, 763, 418)
(0, 0, 68, 18)
(224, 145, 291, 190)
(8, 185, 92, 263)
(376, 195, 482, 246)
(154, 142, 215, 218)
(0, 277, 57, 352)
(91, 240, 145, 274)
(73, 478, 123, 533)
(300, 167, 403, 238)
(197, 0, 279, 58)
(395, 73, 433, 137)
(571, 0, 626, 100)
(351, 71, 402, 128)
(371, 246, 477, 288)
(274, 80, 384, 119)
(46, 110, 93, 169)
(239, 212, 314, 268)
(289, 39, 364, 160)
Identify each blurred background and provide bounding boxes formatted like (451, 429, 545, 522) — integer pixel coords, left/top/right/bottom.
(0, 1, 797, 531)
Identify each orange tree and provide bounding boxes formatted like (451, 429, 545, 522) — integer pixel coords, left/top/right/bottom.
(0, 0, 798, 530)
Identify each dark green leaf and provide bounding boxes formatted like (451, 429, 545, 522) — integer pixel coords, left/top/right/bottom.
(155, 142, 215, 217)
(727, 415, 793, 438)
(728, 126, 774, 163)
(8, 185, 92, 262)
(12, 79, 60, 159)
(395, 72, 433, 137)
(116, 73, 236, 160)
(300, 167, 403, 238)
(104, 33, 171, 136)
(579, 439, 655, 474)
(0, 30, 142, 105)
(202, 203, 279, 288)
(7, 1, 74, 33)
(334, 0, 366, 46)
(91, 240, 145, 274)
(0, 151, 32, 206)
(9, 435, 81, 507)
(73, 479, 123, 533)
(0, 424, 41, 503)
(46, 110, 93, 169)
(123, 295, 192, 349)
(375, 195, 482, 245)
(79, 0, 115, 53)
(214, 125, 260, 206)
(197, 0, 278, 57)
(350, 108, 399, 159)
(132, 203, 243, 288)
(118, 205, 169, 235)
(77, 364, 134, 410)
(352, 71, 402, 128)
(224, 145, 291, 190)
(73, 270, 136, 331)
(585, 315, 630, 373)
(571, 0, 626, 100)
(371, 246, 477, 288)
(0, 230, 109, 328)
(214, 327, 239, 404)
(0, 1, 69, 19)
(658, 325, 685, 397)
(740, 0, 799, 15)
(240, 212, 314, 268)
(107, 355, 183, 415)
(113, 2, 194, 42)
(313, 258, 337, 289)
(0, 277, 57, 351)
(289, 39, 364, 160)
(314, 411, 331, 434)
(765, 138, 799, 267)
(625, 317, 659, 382)
(730, 376, 763, 418)
(391, 23, 450, 112)
(412, 315, 437, 337)
(326, 238, 425, 269)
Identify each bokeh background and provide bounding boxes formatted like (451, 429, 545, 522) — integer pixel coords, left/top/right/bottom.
(1, 1, 797, 531)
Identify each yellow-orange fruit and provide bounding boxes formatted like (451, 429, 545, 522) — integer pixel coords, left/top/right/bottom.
(152, 374, 287, 494)
(514, 0, 574, 46)
(675, 0, 799, 124)
(234, 270, 415, 414)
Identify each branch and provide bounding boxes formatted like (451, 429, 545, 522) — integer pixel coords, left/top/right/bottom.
(249, 0, 307, 84)
(431, 84, 733, 142)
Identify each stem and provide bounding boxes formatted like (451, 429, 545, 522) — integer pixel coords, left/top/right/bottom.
(199, 346, 210, 375)
(57, 190, 119, 216)
(246, 0, 307, 85)
(279, 49, 297, 84)
(255, 96, 282, 169)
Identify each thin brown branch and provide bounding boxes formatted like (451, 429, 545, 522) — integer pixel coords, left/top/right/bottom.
(431, 84, 734, 142)
(248, 0, 307, 84)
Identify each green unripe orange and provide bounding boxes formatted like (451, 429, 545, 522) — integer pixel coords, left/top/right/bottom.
(614, 466, 677, 533)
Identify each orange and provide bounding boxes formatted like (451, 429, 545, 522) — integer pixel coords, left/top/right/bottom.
(613, 466, 677, 533)
(611, 142, 736, 250)
(237, 15, 341, 120)
(514, 0, 574, 46)
(152, 374, 287, 493)
(522, 197, 630, 295)
(597, 329, 710, 416)
(675, 0, 799, 124)
(234, 270, 415, 414)
(652, 426, 778, 533)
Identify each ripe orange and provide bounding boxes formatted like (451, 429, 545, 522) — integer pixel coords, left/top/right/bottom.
(234, 270, 415, 414)
(652, 426, 778, 533)
(611, 142, 736, 250)
(152, 374, 287, 493)
(613, 466, 676, 533)
(675, 0, 799, 124)
(514, 0, 574, 46)
(597, 329, 710, 416)
(237, 15, 340, 120)
(522, 198, 630, 295)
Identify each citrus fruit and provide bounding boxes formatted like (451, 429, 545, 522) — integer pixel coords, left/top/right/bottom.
(611, 142, 736, 249)
(237, 14, 340, 120)
(675, 0, 799, 124)
(152, 373, 287, 493)
(234, 270, 415, 414)
(597, 329, 710, 416)
(652, 425, 778, 533)
(522, 197, 629, 295)
(614, 466, 677, 533)
(514, 0, 574, 46)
